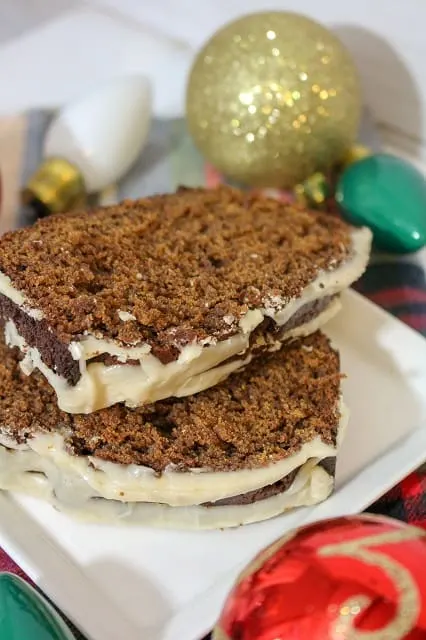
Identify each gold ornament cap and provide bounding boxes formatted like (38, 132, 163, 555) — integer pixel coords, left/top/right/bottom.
(294, 172, 329, 207)
(342, 144, 372, 168)
(21, 157, 87, 215)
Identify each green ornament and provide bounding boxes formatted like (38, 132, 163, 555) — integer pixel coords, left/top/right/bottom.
(336, 153, 426, 253)
(0, 573, 75, 640)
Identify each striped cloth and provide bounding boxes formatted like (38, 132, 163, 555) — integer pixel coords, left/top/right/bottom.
(0, 111, 425, 639)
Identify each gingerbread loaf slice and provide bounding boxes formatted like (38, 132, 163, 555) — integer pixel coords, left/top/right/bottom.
(0, 186, 371, 413)
(0, 332, 346, 530)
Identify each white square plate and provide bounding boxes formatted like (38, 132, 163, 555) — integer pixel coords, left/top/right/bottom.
(1, 290, 426, 640)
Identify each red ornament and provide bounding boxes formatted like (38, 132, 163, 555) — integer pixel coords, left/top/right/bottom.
(213, 515, 426, 640)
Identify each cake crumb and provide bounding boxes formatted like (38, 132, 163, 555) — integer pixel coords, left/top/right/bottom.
(118, 310, 136, 322)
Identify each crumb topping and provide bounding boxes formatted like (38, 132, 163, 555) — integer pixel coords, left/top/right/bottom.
(0, 186, 352, 349)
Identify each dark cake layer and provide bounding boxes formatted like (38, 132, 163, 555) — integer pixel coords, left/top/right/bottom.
(205, 457, 336, 506)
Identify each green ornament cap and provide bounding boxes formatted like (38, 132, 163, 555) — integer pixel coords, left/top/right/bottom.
(0, 573, 75, 640)
(336, 153, 426, 254)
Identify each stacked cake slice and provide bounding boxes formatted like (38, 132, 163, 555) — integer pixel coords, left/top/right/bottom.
(0, 186, 371, 529)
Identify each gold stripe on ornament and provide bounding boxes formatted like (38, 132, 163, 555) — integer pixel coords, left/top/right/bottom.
(320, 528, 422, 639)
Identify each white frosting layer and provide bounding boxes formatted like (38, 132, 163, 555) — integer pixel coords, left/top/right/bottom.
(4, 298, 340, 414)
(0, 272, 44, 320)
(0, 451, 333, 529)
(0, 227, 371, 413)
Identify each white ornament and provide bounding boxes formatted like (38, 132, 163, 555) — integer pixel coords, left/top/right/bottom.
(44, 76, 152, 192)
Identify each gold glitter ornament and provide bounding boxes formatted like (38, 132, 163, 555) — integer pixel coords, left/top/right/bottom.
(186, 11, 361, 188)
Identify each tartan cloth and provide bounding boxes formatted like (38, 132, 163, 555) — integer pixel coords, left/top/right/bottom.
(358, 261, 426, 522)
(0, 112, 425, 638)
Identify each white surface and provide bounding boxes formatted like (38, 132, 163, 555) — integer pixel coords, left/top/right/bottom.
(0, 290, 426, 640)
(45, 76, 152, 191)
(0, 7, 192, 119)
(0, 0, 75, 44)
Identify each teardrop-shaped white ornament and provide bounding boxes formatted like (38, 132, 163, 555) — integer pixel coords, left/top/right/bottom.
(44, 76, 152, 192)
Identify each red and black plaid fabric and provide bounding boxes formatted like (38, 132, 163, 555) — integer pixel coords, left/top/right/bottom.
(368, 470, 426, 529)
(356, 259, 426, 532)
(1, 257, 426, 639)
